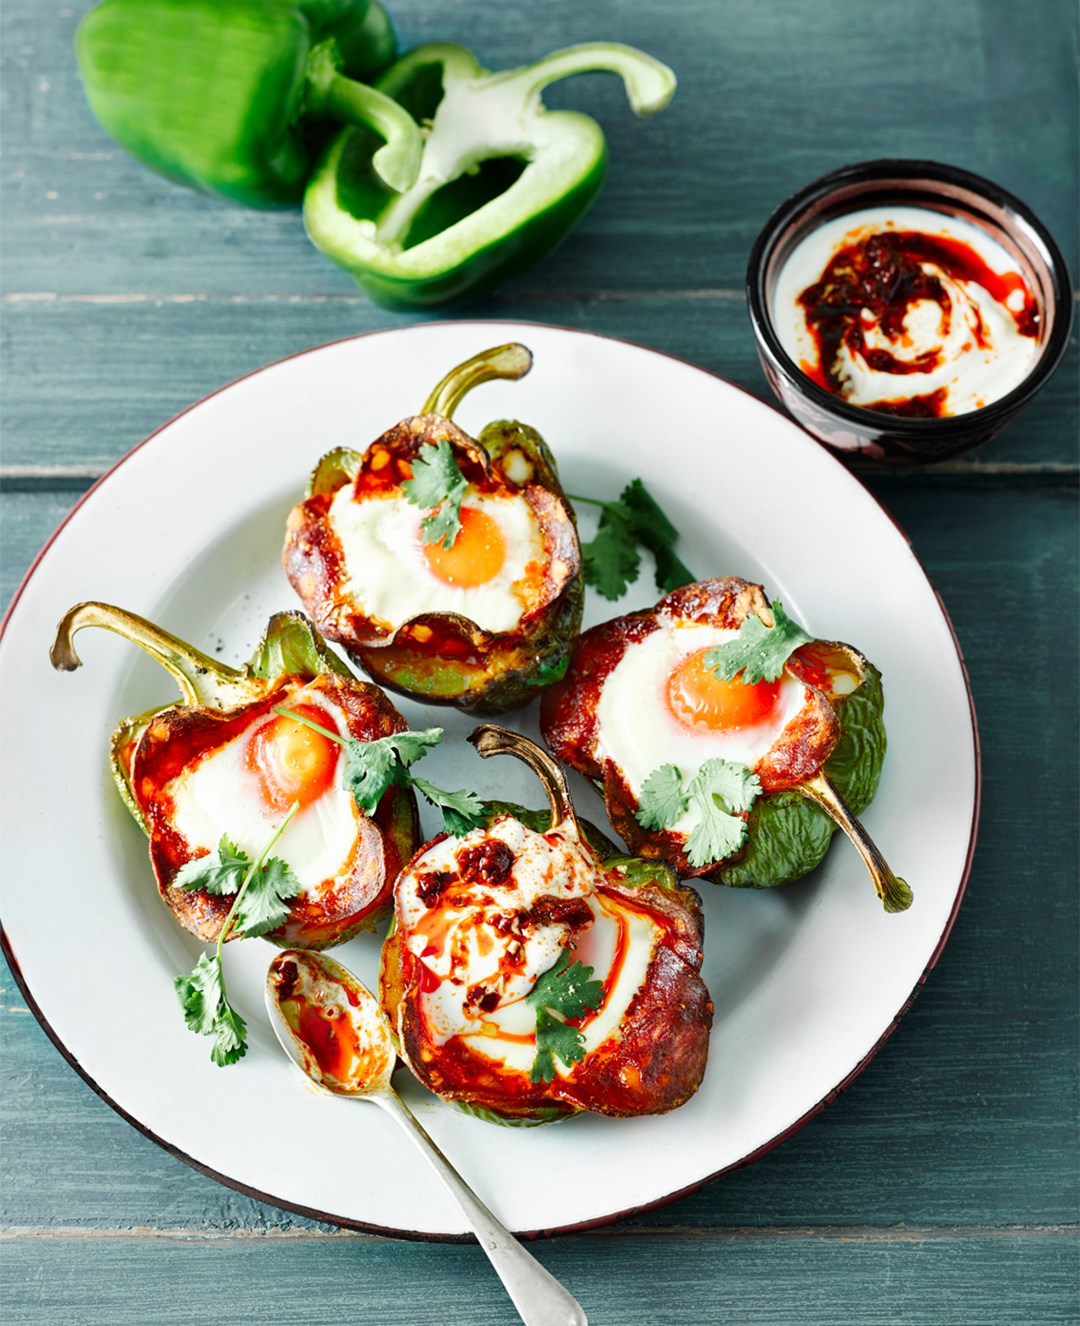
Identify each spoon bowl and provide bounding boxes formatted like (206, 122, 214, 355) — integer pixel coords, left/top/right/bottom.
(266, 950, 588, 1326)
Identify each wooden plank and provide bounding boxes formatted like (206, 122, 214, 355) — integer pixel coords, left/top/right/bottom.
(0, 491, 76, 606)
(2, 0, 1077, 1316)
(1, 297, 1076, 473)
(2, 0, 1076, 297)
(3, 482, 1076, 1233)
(1, 1232, 1077, 1326)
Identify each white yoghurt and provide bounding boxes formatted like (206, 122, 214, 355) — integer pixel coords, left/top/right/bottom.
(771, 205, 1040, 416)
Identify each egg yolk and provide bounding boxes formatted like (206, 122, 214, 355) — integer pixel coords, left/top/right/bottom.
(666, 648, 781, 732)
(248, 705, 340, 812)
(423, 506, 506, 588)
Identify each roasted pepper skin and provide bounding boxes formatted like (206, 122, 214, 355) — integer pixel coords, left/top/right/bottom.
(378, 729, 712, 1125)
(75, 0, 411, 208)
(540, 578, 910, 911)
(50, 604, 420, 947)
(283, 345, 584, 713)
(304, 42, 676, 308)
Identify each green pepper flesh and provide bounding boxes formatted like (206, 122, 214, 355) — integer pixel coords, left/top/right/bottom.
(76, 0, 418, 207)
(304, 42, 676, 306)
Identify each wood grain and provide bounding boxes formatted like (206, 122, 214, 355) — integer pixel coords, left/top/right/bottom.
(1, 298, 1076, 474)
(2, 1233, 1077, 1325)
(2, 0, 1077, 1320)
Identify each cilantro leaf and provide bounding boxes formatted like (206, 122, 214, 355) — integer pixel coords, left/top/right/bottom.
(704, 601, 814, 685)
(619, 479, 696, 594)
(529, 951, 605, 1021)
(419, 501, 462, 551)
(342, 739, 402, 814)
(410, 776, 487, 836)
(208, 1003, 248, 1067)
(173, 835, 249, 895)
(634, 758, 762, 869)
(580, 502, 641, 600)
(379, 728, 447, 768)
(342, 727, 444, 814)
(171, 806, 300, 1068)
(172, 806, 301, 1068)
(231, 855, 303, 938)
(402, 439, 468, 549)
(271, 707, 481, 837)
(531, 1008, 585, 1084)
(684, 759, 762, 869)
(175, 952, 225, 1036)
(636, 764, 690, 831)
(691, 758, 761, 816)
(574, 479, 695, 601)
(175, 952, 249, 1067)
(526, 951, 605, 1084)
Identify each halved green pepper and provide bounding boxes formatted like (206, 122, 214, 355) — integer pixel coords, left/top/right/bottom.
(50, 603, 419, 947)
(304, 41, 677, 307)
(75, 0, 421, 206)
(540, 579, 912, 913)
(283, 343, 584, 712)
(379, 726, 712, 1124)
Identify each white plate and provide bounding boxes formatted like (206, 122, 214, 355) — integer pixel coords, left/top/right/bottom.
(0, 322, 977, 1237)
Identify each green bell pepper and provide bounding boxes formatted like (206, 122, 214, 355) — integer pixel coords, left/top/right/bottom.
(379, 726, 712, 1124)
(303, 41, 677, 307)
(50, 602, 420, 948)
(284, 343, 585, 713)
(75, 0, 422, 207)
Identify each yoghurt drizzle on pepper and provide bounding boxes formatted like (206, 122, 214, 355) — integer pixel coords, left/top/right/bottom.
(774, 206, 1041, 417)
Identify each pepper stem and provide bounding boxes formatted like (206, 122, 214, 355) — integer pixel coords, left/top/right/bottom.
(797, 773, 913, 914)
(303, 41, 422, 193)
(421, 343, 533, 419)
(496, 42, 677, 116)
(50, 601, 257, 711)
(468, 725, 577, 836)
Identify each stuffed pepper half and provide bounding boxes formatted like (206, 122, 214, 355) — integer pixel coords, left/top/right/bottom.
(540, 577, 911, 912)
(379, 726, 713, 1123)
(50, 603, 419, 948)
(284, 343, 583, 712)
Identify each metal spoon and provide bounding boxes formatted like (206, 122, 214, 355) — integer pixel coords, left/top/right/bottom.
(265, 949, 587, 1326)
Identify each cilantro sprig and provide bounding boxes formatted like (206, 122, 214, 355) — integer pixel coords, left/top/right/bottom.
(402, 438, 468, 549)
(272, 707, 485, 835)
(704, 602, 813, 685)
(526, 950, 605, 1084)
(174, 806, 302, 1066)
(570, 478, 695, 601)
(637, 758, 762, 869)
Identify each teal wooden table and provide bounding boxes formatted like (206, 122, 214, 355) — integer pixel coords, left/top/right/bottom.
(2, 2, 1077, 1322)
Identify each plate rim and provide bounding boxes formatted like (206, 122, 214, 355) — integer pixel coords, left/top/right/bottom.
(0, 319, 981, 1240)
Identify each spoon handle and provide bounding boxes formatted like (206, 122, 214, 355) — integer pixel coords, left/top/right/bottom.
(375, 1088, 587, 1326)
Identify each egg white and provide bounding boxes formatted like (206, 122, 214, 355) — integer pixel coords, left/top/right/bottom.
(595, 621, 810, 839)
(399, 818, 662, 1076)
(400, 818, 596, 1048)
(326, 486, 544, 633)
(167, 691, 360, 897)
(460, 894, 660, 1075)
